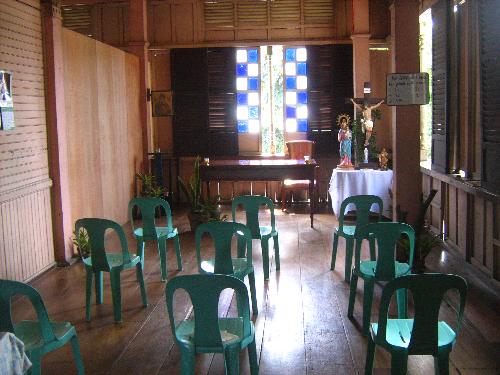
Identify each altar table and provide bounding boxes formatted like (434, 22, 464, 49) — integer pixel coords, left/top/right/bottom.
(328, 169, 393, 218)
(200, 159, 317, 227)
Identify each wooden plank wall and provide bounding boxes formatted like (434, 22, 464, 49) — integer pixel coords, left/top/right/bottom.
(62, 29, 143, 227)
(0, 0, 56, 281)
(423, 171, 500, 281)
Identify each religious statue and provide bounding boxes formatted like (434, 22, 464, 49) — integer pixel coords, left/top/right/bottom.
(350, 98, 384, 146)
(378, 148, 389, 170)
(336, 114, 353, 169)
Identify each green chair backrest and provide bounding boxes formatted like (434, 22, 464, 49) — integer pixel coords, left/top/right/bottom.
(0, 279, 56, 343)
(128, 197, 174, 239)
(376, 273, 467, 354)
(75, 218, 131, 271)
(338, 195, 383, 231)
(355, 222, 415, 280)
(195, 221, 252, 274)
(231, 195, 276, 239)
(166, 274, 251, 348)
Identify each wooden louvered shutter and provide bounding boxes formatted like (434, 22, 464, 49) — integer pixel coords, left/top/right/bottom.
(207, 48, 237, 156)
(171, 48, 209, 157)
(62, 5, 92, 35)
(479, 0, 500, 193)
(307, 45, 353, 155)
(431, 0, 450, 173)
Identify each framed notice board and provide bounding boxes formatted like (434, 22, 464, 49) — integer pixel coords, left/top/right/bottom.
(386, 73, 430, 106)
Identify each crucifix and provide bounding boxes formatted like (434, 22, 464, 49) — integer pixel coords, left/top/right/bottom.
(350, 82, 385, 148)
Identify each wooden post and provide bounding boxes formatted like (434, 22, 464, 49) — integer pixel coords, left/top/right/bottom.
(390, 0, 422, 224)
(351, 0, 371, 98)
(128, 0, 151, 171)
(41, 0, 74, 264)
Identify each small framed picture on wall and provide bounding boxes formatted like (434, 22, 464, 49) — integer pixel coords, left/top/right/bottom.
(0, 70, 15, 131)
(151, 90, 173, 117)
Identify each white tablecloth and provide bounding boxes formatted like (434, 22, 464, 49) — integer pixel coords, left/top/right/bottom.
(328, 169, 393, 218)
(0, 332, 31, 375)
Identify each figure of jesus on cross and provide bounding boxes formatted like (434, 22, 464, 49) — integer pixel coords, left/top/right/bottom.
(350, 82, 384, 147)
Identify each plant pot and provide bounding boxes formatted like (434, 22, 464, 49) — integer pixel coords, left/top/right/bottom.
(187, 212, 209, 232)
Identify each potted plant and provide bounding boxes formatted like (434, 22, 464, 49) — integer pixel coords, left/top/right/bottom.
(395, 189, 440, 272)
(135, 172, 167, 217)
(178, 157, 226, 231)
(72, 228, 90, 259)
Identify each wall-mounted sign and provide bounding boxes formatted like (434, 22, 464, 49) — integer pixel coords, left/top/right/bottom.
(0, 70, 15, 130)
(386, 73, 430, 106)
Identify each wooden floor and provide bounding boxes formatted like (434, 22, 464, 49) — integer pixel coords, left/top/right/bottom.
(13, 206, 500, 375)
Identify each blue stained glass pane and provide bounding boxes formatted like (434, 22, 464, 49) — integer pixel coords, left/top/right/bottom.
(248, 78, 259, 90)
(285, 48, 296, 62)
(297, 62, 307, 75)
(236, 64, 248, 76)
(248, 49, 258, 63)
(237, 93, 248, 105)
(297, 92, 308, 104)
(238, 121, 249, 133)
(286, 106, 296, 118)
(286, 77, 297, 89)
(297, 119, 308, 132)
(249, 106, 259, 119)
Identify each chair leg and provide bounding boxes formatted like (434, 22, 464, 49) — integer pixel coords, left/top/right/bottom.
(28, 352, 41, 375)
(70, 334, 85, 375)
(136, 263, 148, 307)
(390, 352, 408, 375)
(261, 239, 270, 280)
(85, 270, 92, 322)
(136, 240, 145, 282)
(369, 235, 376, 261)
(109, 270, 122, 323)
(345, 237, 354, 283)
(248, 338, 259, 375)
(362, 280, 375, 335)
(174, 235, 183, 271)
(236, 234, 246, 258)
(273, 234, 280, 271)
(248, 271, 258, 316)
(364, 335, 376, 375)
(347, 273, 358, 318)
(179, 346, 195, 375)
(434, 350, 450, 375)
(331, 233, 339, 270)
(396, 288, 408, 319)
(281, 187, 287, 210)
(224, 346, 240, 375)
(158, 239, 168, 281)
(137, 240, 145, 269)
(95, 271, 103, 305)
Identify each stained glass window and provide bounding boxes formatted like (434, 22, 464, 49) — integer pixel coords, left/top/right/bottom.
(236, 48, 259, 133)
(284, 47, 308, 132)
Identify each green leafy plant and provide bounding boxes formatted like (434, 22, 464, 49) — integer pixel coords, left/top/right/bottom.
(72, 228, 90, 259)
(352, 108, 381, 164)
(178, 157, 227, 227)
(395, 189, 440, 272)
(135, 172, 165, 198)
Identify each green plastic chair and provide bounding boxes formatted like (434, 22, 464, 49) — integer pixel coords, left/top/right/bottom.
(0, 279, 85, 375)
(195, 221, 258, 316)
(365, 273, 467, 375)
(330, 195, 383, 283)
(75, 218, 148, 323)
(348, 222, 415, 335)
(128, 197, 183, 281)
(231, 195, 280, 281)
(166, 274, 259, 375)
